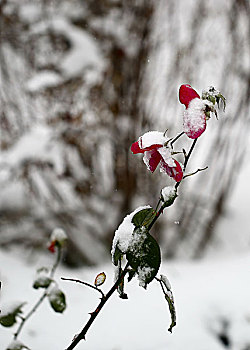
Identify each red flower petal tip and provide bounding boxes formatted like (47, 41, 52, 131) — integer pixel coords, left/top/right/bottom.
(48, 241, 56, 253)
(179, 84, 200, 108)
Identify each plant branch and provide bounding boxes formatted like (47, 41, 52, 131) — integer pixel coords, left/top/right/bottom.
(183, 166, 208, 179)
(170, 131, 185, 148)
(65, 263, 130, 350)
(14, 247, 62, 339)
(148, 138, 199, 230)
(183, 138, 197, 171)
(61, 278, 105, 298)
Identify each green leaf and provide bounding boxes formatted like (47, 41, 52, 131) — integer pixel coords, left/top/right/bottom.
(131, 208, 156, 228)
(126, 228, 161, 288)
(33, 276, 53, 289)
(0, 302, 25, 328)
(112, 245, 123, 266)
(48, 287, 66, 313)
(165, 293, 176, 333)
(159, 274, 176, 333)
(127, 269, 136, 282)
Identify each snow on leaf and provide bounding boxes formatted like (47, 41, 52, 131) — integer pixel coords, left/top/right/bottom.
(111, 205, 151, 263)
(0, 301, 26, 328)
(126, 228, 161, 288)
(6, 340, 29, 350)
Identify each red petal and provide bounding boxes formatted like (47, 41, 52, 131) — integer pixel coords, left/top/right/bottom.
(185, 122, 206, 139)
(147, 150, 162, 172)
(131, 140, 164, 154)
(131, 141, 144, 154)
(161, 159, 183, 182)
(179, 84, 200, 108)
(48, 241, 56, 253)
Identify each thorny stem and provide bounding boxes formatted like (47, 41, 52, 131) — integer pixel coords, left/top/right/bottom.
(65, 135, 202, 349)
(61, 278, 105, 298)
(64, 263, 130, 350)
(14, 247, 62, 340)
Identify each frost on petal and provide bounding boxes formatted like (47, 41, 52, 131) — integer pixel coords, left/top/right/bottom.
(183, 98, 206, 139)
(111, 205, 151, 263)
(160, 160, 183, 182)
(157, 147, 175, 167)
(179, 84, 200, 108)
(143, 149, 162, 172)
(139, 131, 167, 149)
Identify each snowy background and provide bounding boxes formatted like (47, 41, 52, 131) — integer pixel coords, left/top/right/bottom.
(1, 0, 250, 349)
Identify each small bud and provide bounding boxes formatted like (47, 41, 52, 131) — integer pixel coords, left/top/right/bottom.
(161, 186, 177, 207)
(94, 272, 106, 287)
(48, 227, 67, 253)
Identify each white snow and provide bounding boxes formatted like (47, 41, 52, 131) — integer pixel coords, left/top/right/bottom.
(50, 228, 67, 244)
(0, 125, 64, 174)
(26, 71, 63, 93)
(161, 186, 176, 203)
(137, 266, 154, 288)
(1, 249, 250, 350)
(0, 301, 25, 318)
(183, 98, 207, 136)
(6, 339, 28, 350)
(158, 147, 176, 167)
(31, 17, 104, 79)
(139, 131, 167, 149)
(160, 274, 172, 291)
(111, 205, 150, 261)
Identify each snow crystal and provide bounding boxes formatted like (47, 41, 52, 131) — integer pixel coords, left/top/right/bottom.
(139, 131, 167, 149)
(50, 227, 67, 243)
(127, 227, 148, 258)
(161, 186, 176, 202)
(138, 266, 154, 288)
(183, 98, 206, 137)
(157, 147, 175, 167)
(111, 205, 150, 262)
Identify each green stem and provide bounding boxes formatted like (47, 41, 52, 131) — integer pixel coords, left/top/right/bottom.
(14, 247, 62, 340)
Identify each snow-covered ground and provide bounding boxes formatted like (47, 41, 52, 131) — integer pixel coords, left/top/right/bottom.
(1, 244, 250, 350)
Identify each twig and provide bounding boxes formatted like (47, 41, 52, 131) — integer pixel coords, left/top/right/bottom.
(183, 166, 208, 179)
(170, 131, 184, 148)
(14, 247, 62, 339)
(183, 138, 197, 171)
(64, 263, 129, 350)
(61, 278, 105, 298)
